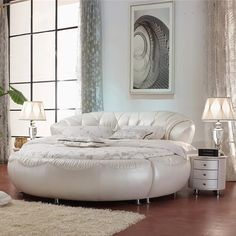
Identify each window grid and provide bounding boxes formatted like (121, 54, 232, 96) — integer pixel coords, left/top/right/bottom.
(9, 26, 78, 38)
(9, 0, 79, 138)
(10, 78, 77, 85)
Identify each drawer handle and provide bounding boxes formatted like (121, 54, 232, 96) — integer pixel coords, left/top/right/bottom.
(203, 183, 206, 186)
(203, 174, 206, 176)
(203, 164, 207, 167)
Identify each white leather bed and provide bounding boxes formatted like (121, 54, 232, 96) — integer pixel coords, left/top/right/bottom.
(8, 111, 195, 202)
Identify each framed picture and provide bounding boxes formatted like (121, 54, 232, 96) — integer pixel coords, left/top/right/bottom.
(130, 1, 174, 94)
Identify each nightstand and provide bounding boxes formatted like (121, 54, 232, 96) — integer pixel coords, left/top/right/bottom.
(189, 156, 226, 197)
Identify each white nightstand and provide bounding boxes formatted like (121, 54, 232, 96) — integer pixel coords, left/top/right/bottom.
(189, 156, 226, 197)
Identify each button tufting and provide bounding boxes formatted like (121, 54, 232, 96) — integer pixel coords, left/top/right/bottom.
(50, 111, 195, 143)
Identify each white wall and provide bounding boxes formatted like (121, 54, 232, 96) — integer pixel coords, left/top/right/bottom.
(101, 0, 208, 146)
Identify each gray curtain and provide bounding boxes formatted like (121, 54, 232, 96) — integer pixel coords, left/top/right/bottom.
(79, 0, 103, 113)
(208, 0, 236, 180)
(0, 5, 9, 163)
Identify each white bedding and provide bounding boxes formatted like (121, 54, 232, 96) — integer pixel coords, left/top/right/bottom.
(9, 136, 195, 168)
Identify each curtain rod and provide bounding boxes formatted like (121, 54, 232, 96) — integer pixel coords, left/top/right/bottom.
(0, 0, 29, 8)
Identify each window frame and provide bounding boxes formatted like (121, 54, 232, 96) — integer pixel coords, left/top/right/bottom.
(8, 0, 79, 138)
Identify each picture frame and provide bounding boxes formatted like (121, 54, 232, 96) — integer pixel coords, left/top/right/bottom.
(130, 1, 174, 95)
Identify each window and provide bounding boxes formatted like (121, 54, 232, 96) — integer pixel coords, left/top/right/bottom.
(9, 0, 80, 140)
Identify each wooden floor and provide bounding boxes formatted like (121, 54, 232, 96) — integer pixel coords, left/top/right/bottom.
(1, 164, 236, 236)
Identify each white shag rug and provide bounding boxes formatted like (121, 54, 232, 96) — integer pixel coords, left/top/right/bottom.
(0, 200, 145, 236)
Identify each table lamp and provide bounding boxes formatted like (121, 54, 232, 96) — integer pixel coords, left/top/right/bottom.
(202, 97, 235, 154)
(20, 101, 46, 140)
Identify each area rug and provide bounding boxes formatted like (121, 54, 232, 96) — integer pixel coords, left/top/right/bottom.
(0, 200, 145, 236)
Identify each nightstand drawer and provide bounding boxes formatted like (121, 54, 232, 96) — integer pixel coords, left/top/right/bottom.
(193, 170, 218, 179)
(194, 160, 218, 170)
(193, 179, 218, 190)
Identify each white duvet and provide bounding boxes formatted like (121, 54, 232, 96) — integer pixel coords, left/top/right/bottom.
(9, 136, 195, 167)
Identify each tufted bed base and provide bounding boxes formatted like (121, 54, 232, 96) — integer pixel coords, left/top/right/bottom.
(8, 111, 195, 202)
(8, 155, 190, 202)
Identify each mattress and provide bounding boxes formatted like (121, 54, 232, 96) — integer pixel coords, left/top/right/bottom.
(9, 136, 194, 170)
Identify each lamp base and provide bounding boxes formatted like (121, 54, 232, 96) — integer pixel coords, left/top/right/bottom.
(29, 121, 37, 140)
(213, 121, 223, 155)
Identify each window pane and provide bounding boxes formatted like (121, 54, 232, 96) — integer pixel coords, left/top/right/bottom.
(10, 36, 31, 83)
(58, 29, 78, 80)
(58, 81, 80, 109)
(57, 109, 75, 121)
(33, 82, 55, 109)
(33, 32, 55, 81)
(58, 0, 79, 29)
(10, 0, 31, 36)
(37, 110, 55, 137)
(33, 0, 55, 32)
(10, 111, 29, 137)
(10, 84, 30, 110)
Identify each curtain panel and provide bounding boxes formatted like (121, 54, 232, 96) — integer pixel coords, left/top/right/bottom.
(0, 5, 9, 163)
(208, 0, 236, 180)
(79, 0, 103, 114)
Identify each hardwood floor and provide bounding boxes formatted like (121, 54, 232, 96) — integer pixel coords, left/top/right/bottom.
(1, 163, 236, 236)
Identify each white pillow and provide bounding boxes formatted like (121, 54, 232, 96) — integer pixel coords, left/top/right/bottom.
(110, 129, 153, 140)
(0, 191, 12, 206)
(62, 126, 114, 139)
(121, 126, 165, 139)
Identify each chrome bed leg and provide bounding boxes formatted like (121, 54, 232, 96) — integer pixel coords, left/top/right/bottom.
(146, 198, 150, 204)
(136, 199, 141, 205)
(55, 198, 59, 205)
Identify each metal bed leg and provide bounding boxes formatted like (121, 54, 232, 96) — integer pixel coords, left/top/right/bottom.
(55, 198, 59, 205)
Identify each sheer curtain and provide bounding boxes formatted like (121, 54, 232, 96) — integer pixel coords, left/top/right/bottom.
(78, 0, 103, 114)
(0, 4, 9, 163)
(208, 0, 236, 180)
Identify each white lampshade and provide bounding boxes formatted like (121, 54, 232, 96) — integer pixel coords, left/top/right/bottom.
(20, 101, 46, 121)
(202, 97, 235, 122)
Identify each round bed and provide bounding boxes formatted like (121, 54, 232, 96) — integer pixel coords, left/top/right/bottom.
(8, 111, 195, 202)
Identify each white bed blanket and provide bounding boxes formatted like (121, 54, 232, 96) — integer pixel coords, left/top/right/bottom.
(9, 136, 195, 167)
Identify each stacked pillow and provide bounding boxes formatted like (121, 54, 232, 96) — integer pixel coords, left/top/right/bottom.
(61, 125, 165, 140)
(110, 126, 165, 140)
(62, 126, 113, 139)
